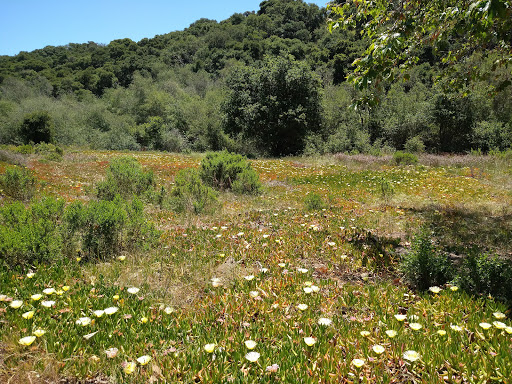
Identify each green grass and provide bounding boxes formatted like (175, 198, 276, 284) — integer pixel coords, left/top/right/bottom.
(1, 150, 512, 383)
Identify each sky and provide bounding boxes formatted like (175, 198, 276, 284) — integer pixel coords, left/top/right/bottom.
(1, 0, 328, 57)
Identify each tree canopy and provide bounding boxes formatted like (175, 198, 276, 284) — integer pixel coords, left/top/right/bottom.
(328, 0, 512, 105)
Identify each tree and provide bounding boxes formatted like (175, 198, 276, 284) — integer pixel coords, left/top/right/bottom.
(19, 110, 54, 144)
(328, 0, 512, 105)
(223, 55, 323, 156)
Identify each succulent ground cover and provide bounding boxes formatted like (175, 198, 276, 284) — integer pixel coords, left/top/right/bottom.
(1, 151, 511, 383)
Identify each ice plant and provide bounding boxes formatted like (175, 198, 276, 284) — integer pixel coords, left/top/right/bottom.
(41, 300, 55, 308)
(297, 304, 308, 311)
(394, 314, 407, 321)
(10, 300, 23, 309)
(26, 272, 35, 278)
(33, 329, 45, 337)
(204, 343, 216, 353)
(244, 275, 255, 281)
(22, 311, 35, 319)
(249, 291, 259, 298)
(123, 361, 136, 374)
(385, 330, 397, 338)
(409, 323, 422, 331)
(372, 345, 385, 354)
(76, 317, 92, 326)
(303, 287, 313, 294)
(127, 287, 140, 295)
(164, 306, 174, 314)
(137, 355, 151, 365)
(43, 288, 56, 295)
(117, 255, 126, 261)
(211, 278, 222, 287)
(245, 351, 260, 362)
(244, 340, 257, 349)
(450, 324, 463, 332)
(104, 307, 119, 315)
(493, 321, 506, 329)
(93, 310, 105, 318)
(437, 330, 447, 336)
(428, 286, 442, 294)
(479, 322, 492, 330)
(304, 337, 316, 346)
(403, 350, 421, 362)
(360, 331, 370, 337)
(493, 312, 506, 320)
(318, 317, 332, 326)
(351, 358, 365, 368)
(18, 336, 36, 346)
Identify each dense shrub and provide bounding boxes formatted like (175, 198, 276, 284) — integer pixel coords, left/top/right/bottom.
(455, 254, 512, 303)
(400, 229, 454, 291)
(404, 136, 426, 153)
(0, 197, 64, 267)
(169, 168, 219, 214)
(19, 110, 55, 144)
(0, 165, 37, 201)
(304, 192, 326, 210)
(97, 156, 155, 200)
(393, 151, 418, 165)
(199, 151, 261, 194)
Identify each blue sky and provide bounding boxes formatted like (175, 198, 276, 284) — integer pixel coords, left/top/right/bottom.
(1, 0, 328, 56)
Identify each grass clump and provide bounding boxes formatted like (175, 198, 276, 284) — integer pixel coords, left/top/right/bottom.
(393, 151, 418, 165)
(0, 165, 37, 201)
(169, 168, 219, 214)
(304, 192, 326, 210)
(400, 228, 454, 291)
(200, 151, 261, 194)
(96, 156, 155, 201)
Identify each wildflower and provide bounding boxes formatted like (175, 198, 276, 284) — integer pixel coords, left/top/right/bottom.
(450, 324, 463, 332)
(409, 323, 422, 331)
(297, 268, 308, 274)
(22, 311, 35, 319)
(105, 347, 119, 358)
(360, 331, 371, 337)
(266, 364, 279, 372)
(327, 242, 336, 246)
(505, 327, 512, 334)
(403, 350, 421, 362)
(43, 288, 56, 295)
(297, 304, 308, 311)
(372, 345, 385, 354)
(117, 255, 126, 261)
(123, 361, 136, 374)
(428, 286, 442, 294)
(493, 312, 506, 320)
(249, 291, 260, 298)
(204, 343, 216, 353)
(113, 294, 119, 300)
(244, 275, 255, 281)
(245, 351, 260, 362)
(164, 306, 174, 314)
(260, 268, 269, 273)
(303, 287, 313, 294)
(62, 286, 70, 291)
(10, 300, 23, 309)
(493, 321, 506, 329)
(385, 330, 397, 338)
(83, 331, 98, 340)
(437, 330, 447, 336)
(104, 307, 119, 315)
(127, 287, 140, 295)
(311, 285, 320, 292)
(33, 329, 45, 337)
(140, 317, 148, 324)
(394, 314, 407, 321)
(26, 272, 35, 278)
(351, 358, 365, 368)
(211, 278, 222, 287)
(18, 336, 36, 346)
(55, 290, 64, 296)
(41, 300, 55, 308)
(137, 355, 151, 365)
(450, 286, 459, 292)
(318, 318, 332, 326)
(278, 263, 286, 268)
(76, 317, 92, 326)
(245, 340, 257, 349)
(479, 322, 492, 330)
(93, 310, 104, 318)
(304, 337, 316, 346)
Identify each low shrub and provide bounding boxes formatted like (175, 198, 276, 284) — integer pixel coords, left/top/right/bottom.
(393, 151, 418, 165)
(97, 156, 155, 201)
(0, 197, 64, 268)
(400, 228, 454, 291)
(200, 151, 261, 194)
(169, 168, 219, 214)
(304, 192, 326, 210)
(0, 165, 37, 201)
(404, 136, 426, 153)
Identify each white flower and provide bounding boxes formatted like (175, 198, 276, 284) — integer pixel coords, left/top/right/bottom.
(33, 329, 45, 337)
(211, 278, 222, 287)
(318, 317, 332, 326)
(245, 351, 260, 362)
(403, 350, 421, 362)
(437, 330, 447, 336)
(394, 314, 407, 321)
(277, 263, 286, 268)
(105, 347, 118, 358)
(372, 345, 385, 354)
(351, 358, 365, 368)
(303, 337, 316, 346)
(76, 317, 92, 326)
(127, 287, 140, 295)
(10, 300, 23, 309)
(303, 287, 313, 294)
(450, 324, 463, 332)
(41, 300, 56, 308)
(204, 343, 216, 353)
(22, 311, 35, 319)
(117, 255, 126, 261)
(297, 304, 308, 311)
(409, 323, 422, 331)
(479, 322, 492, 330)
(93, 310, 105, 318)
(493, 321, 507, 329)
(385, 330, 397, 338)
(26, 272, 35, 278)
(249, 291, 259, 298)
(164, 306, 174, 314)
(18, 336, 36, 346)
(259, 268, 269, 273)
(428, 286, 442, 294)
(244, 340, 257, 349)
(360, 330, 371, 337)
(493, 312, 506, 320)
(137, 355, 151, 365)
(244, 275, 255, 281)
(104, 307, 119, 315)
(311, 285, 320, 292)
(297, 268, 308, 274)
(43, 288, 56, 295)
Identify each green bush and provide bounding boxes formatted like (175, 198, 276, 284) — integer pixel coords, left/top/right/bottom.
(14, 144, 34, 154)
(0, 165, 37, 201)
(400, 229, 454, 291)
(404, 136, 426, 153)
(96, 156, 155, 201)
(19, 110, 55, 144)
(0, 197, 65, 268)
(34, 142, 64, 162)
(379, 179, 394, 202)
(199, 151, 261, 194)
(304, 192, 326, 210)
(169, 168, 219, 214)
(455, 254, 512, 303)
(393, 151, 418, 165)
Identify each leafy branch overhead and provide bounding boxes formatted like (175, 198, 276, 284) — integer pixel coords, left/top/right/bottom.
(328, 0, 512, 105)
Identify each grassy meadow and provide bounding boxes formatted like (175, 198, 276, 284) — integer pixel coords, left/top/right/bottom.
(1, 150, 512, 383)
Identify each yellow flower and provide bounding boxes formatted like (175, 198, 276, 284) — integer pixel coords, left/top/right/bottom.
(26, 272, 35, 278)
(117, 255, 126, 261)
(385, 330, 397, 338)
(10, 300, 23, 309)
(245, 340, 257, 349)
(245, 351, 260, 362)
(55, 290, 64, 296)
(112, 295, 119, 300)
(137, 355, 151, 365)
(62, 286, 70, 292)
(493, 321, 506, 329)
(372, 345, 385, 354)
(505, 327, 512, 334)
(140, 317, 148, 324)
(437, 330, 447, 336)
(394, 314, 407, 321)
(409, 323, 422, 331)
(123, 361, 136, 374)
(360, 331, 371, 337)
(33, 329, 46, 337)
(22, 311, 35, 319)
(403, 350, 420, 362)
(351, 358, 365, 368)
(303, 337, 316, 346)
(204, 343, 216, 353)
(449, 286, 459, 291)
(18, 336, 36, 346)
